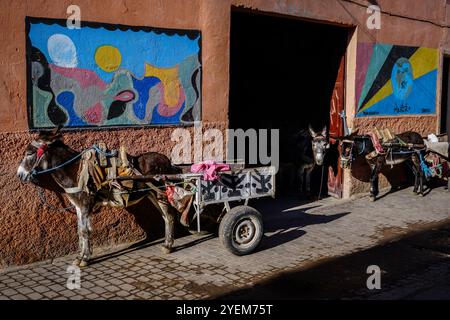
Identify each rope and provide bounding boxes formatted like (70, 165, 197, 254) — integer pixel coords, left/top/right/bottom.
(31, 148, 91, 176)
(31, 144, 117, 177)
(36, 186, 75, 213)
(91, 144, 117, 157)
(318, 165, 325, 200)
(419, 152, 433, 179)
(419, 152, 444, 179)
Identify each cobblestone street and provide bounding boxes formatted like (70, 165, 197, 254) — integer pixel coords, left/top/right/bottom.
(1, 186, 449, 300)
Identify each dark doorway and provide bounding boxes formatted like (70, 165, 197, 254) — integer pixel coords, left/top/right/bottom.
(228, 10, 349, 197)
(440, 56, 450, 135)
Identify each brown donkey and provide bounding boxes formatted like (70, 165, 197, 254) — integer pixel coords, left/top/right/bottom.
(17, 127, 180, 267)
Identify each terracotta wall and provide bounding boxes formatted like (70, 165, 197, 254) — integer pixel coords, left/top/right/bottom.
(1, 0, 448, 267)
(0, 0, 230, 267)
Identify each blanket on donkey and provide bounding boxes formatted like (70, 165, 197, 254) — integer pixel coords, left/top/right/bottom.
(71, 143, 194, 224)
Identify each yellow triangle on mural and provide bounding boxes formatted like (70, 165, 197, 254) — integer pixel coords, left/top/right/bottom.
(409, 47, 438, 79)
(359, 79, 393, 113)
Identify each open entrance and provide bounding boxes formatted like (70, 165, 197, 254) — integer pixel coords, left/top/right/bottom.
(229, 9, 350, 198)
(440, 56, 450, 135)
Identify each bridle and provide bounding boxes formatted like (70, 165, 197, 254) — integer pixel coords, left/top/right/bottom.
(339, 139, 354, 169)
(28, 143, 114, 178)
(29, 140, 49, 174)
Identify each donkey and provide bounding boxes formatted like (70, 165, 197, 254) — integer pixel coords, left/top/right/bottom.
(339, 131, 426, 201)
(295, 125, 330, 196)
(17, 127, 181, 267)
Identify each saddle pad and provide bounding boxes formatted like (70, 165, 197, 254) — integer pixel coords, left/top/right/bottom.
(425, 141, 449, 158)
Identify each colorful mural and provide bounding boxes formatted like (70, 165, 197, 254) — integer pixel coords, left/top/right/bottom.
(355, 43, 438, 117)
(26, 17, 201, 128)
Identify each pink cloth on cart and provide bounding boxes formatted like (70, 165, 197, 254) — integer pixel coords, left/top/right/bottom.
(191, 161, 231, 181)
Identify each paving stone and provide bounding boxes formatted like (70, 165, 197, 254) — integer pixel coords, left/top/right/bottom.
(109, 278, 124, 286)
(91, 286, 107, 294)
(1, 278, 15, 284)
(119, 283, 135, 291)
(28, 292, 43, 299)
(48, 284, 65, 292)
(17, 287, 34, 295)
(5, 281, 21, 288)
(115, 290, 130, 297)
(86, 293, 100, 299)
(43, 291, 59, 299)
(94, 280, 109, 287)
(105, 285, 120, 292)
(34, 285, 50, 293)
(136, 276, 150, 282)
(59, 289, 77, 297)
(1, 289, 18, 296)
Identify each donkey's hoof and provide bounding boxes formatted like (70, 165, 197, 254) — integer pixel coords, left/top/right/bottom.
(79, 260, 90, 268)
(72, 258, 81, 266)
(161, 245, 173, 254)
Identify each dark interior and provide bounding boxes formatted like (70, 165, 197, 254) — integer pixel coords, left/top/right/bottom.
(229, 10, 349, 196)
(440, 56, 450, 135)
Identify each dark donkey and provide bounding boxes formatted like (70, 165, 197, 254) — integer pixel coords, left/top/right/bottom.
(17, 127, 181, 267)
(295, 125, 330, 196)
(339, 131, 426, 201)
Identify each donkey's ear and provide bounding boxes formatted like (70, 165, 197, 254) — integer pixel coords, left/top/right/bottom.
(51, 124, 63, 136)
(48, 124, 64, 141)
(308, 125, 317, 138)
(348, 128, 359, 138)
(37, 125, 63, 143)
(322, 126, 327, 137)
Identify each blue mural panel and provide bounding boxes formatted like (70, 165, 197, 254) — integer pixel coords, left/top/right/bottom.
(26, 17, 201, 129)
(355, 43, 437, 117)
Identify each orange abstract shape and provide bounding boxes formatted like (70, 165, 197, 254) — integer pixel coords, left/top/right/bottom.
(156, 82, 186, 117)
(144, 63, 181, 106)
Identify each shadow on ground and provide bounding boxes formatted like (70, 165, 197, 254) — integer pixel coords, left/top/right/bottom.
(91, 196, 349, 264)
(215, 220, 450, 300)
(256, 201, 350, 252)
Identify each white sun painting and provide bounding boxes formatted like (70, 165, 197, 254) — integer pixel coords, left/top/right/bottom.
(47, 34, 78, 68)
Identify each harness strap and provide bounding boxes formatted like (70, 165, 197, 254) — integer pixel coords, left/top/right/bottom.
(64, 186, 83, 194)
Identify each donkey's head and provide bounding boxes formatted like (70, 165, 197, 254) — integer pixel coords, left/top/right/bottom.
(309, 125, 329, 166)
(17, 125, 63, 182)
(335, 129, 361, 169)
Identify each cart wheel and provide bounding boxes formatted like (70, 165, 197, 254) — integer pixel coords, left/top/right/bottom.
(219, 205, 263, 256)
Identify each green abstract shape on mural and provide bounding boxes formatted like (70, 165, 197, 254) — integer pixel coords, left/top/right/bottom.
(178, 54, 201, 121)
(357, 43, 393, 110)
(103, 71, 135, 126)
(32, 86, 53, 127)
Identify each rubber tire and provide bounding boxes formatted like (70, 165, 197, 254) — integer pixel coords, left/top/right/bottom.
(219, 205, 264, 256)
